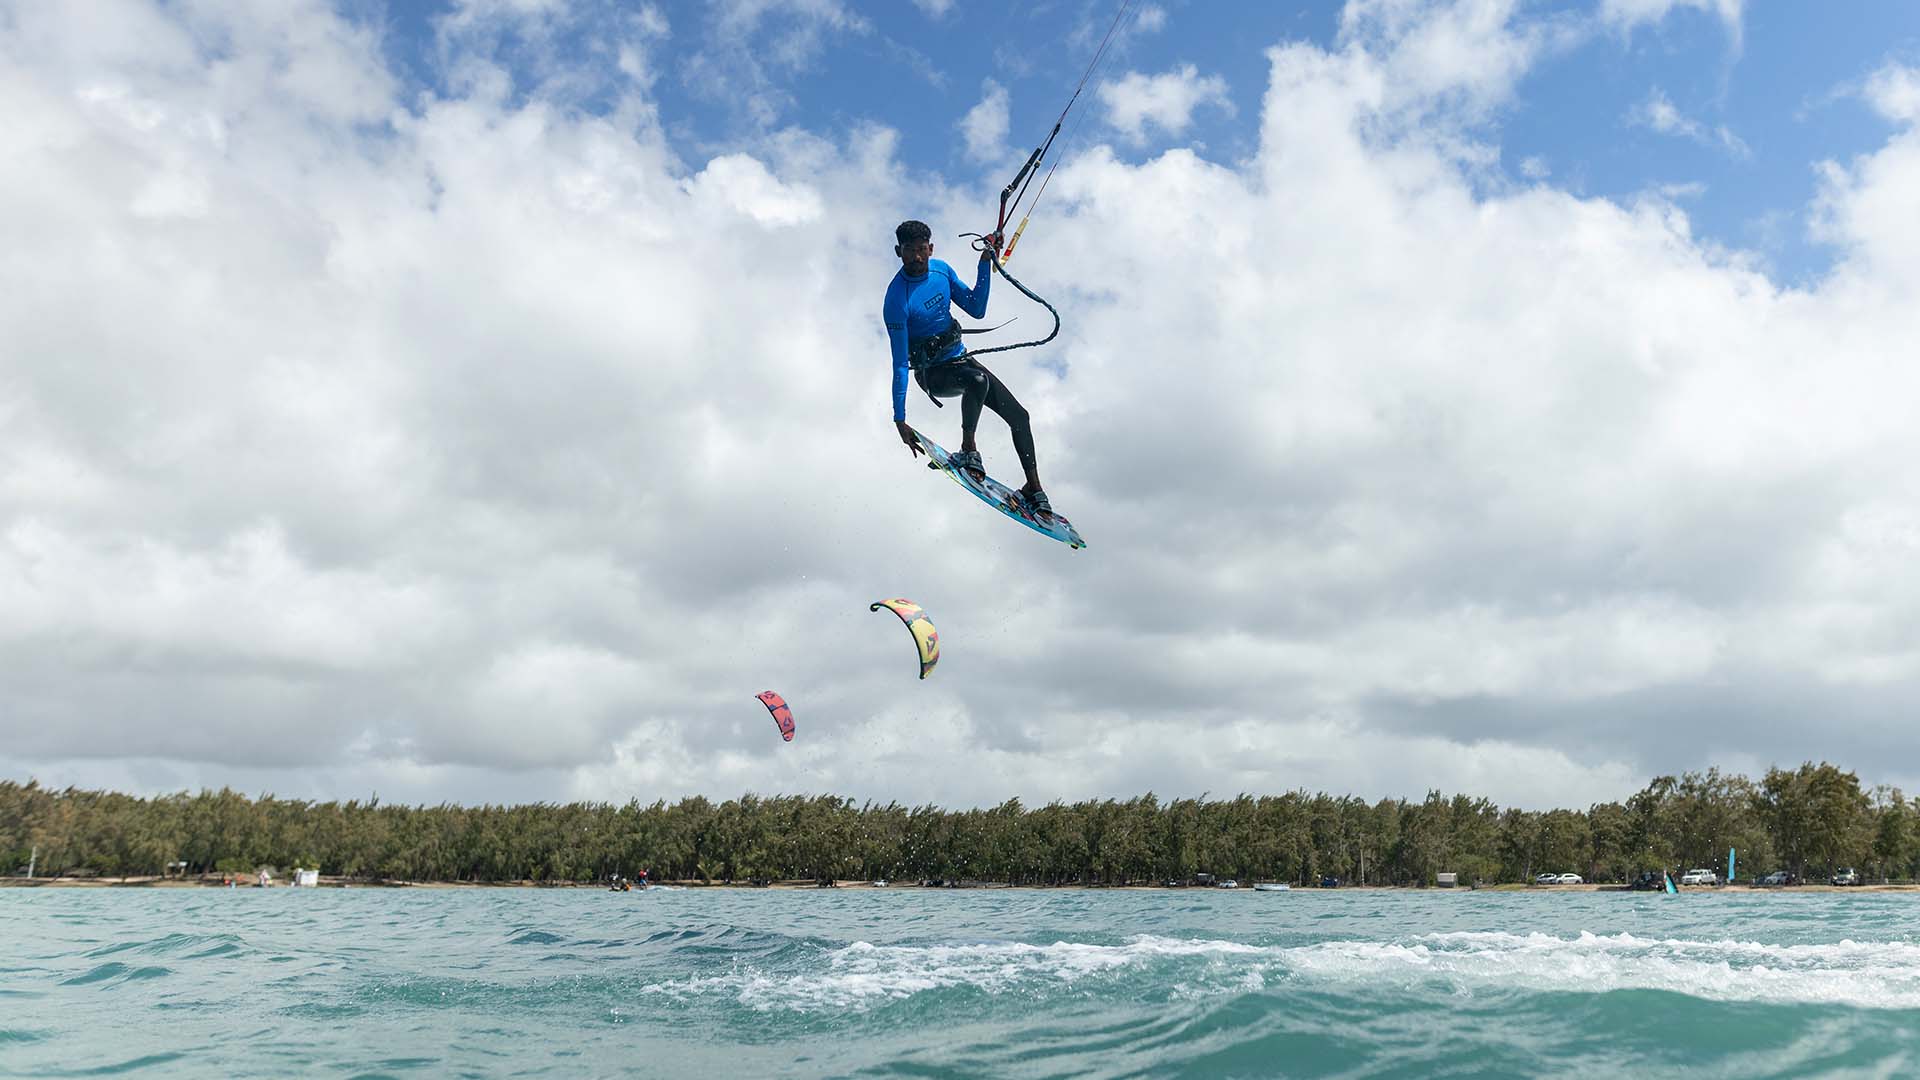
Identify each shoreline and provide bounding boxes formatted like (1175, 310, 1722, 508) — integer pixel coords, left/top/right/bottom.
(5, 876, 1916, 893)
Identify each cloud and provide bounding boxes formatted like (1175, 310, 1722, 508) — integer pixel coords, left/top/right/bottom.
(1633, 87, 1688, 133)
(1628, 86, 1751, 157)
(1811, 69, 1920, 291)
(910, 0, 953, 17)
(6, 0, 1920, 815)
(685, 153, 825, 225)
(1599, 0, 1743, 38)
(1649, 180, 1707, 201)
(960, 79, 1011, 164)
(1862, 63, 1920, 124)
(1338, 0, 1582, 122)
(435, 0, 672, 102)
(1097, 64, 1232, 145)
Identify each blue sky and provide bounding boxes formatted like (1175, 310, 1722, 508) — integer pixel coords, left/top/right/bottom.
(364, 0, 1919, 286)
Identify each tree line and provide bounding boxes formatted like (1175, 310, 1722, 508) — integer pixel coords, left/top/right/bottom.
(2, 762, 1913, 886)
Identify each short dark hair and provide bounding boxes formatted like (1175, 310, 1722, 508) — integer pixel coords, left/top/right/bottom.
(895, 220, 932, 246)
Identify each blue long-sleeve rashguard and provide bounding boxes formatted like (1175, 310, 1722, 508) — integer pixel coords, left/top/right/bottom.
(882, 257, 991, 422)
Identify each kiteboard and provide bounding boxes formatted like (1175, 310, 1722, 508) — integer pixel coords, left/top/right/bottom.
(908, 426, 1085, 549)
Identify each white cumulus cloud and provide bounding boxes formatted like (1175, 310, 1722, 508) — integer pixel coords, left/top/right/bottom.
(1863, 63, 1920, 124)
(1339, 0, 1580, 121)
(1097, 64, 1232, 145)
(960, 78, 1011, 164)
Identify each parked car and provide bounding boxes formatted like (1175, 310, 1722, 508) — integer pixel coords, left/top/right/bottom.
(1555, 873, 1583, 885)
(1628, 870, 1666, 891)
(1319, 876, 1340, 888)
(1680, 869, 1718, 886)
(1216, 879, 1239, 889)
(1758, 870, 1798, 887)
(1535, 872, 1560, 885)
(1831, 867, 1860, 886)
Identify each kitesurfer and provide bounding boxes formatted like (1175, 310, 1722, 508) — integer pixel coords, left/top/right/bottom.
(884, 220, 1050, 514)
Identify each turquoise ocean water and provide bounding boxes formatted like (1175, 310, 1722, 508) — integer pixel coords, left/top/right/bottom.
(4, 886, 1919, 1077)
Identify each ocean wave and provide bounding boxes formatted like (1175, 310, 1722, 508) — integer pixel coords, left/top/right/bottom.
(1285, 930, 1920, 1010)
(0, 1029, 50, 1044)
(58, 962, 174, 987)
(637, 935, 1272, 1012)
(12, 892, 1920, 1078)
(26, 1051, 192, 1076)
(634, 930, 1920, 1014)
(83, 933, 247, 961)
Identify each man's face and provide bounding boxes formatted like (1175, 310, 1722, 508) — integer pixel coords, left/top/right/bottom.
(896, 238, 932, 276)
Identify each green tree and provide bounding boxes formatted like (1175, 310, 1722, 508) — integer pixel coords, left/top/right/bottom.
(1759, 763, 1870, 879)
(1871, 788, 1911, 883)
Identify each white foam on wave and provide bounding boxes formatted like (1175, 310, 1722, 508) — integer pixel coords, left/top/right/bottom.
(1284, 931, 1920, 1011)
(636, 931, 1920, 1013)
(638, 935, 1263, 1012)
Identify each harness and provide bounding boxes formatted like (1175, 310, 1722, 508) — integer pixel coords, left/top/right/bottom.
(909, 321, 966, 409)
(907, 320, 965, 371)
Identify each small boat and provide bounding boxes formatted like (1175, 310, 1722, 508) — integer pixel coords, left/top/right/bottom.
(1253, 883, 1290, 892)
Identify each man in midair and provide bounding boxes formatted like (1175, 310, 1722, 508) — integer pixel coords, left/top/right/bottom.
(883, 220, 1050, 514)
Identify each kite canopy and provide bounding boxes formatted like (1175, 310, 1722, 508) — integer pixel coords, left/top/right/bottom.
(755, 691, 795, 742)
(870, 599, 940, 679)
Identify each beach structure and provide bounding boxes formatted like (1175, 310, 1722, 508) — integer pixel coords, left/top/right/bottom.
(1436, 872, 1458, 888)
